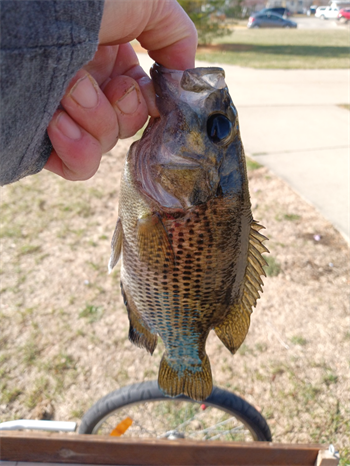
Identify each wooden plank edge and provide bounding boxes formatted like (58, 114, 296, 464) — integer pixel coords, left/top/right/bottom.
(315, 447, 340, 466)
(0, 431, 329, 466)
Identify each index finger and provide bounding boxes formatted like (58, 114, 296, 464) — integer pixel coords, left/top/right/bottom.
(137, 1, 198, 70)
(99, 0, 197, 71)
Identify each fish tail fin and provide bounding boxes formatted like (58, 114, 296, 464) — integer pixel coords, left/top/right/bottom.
(158, 353, 212, 402)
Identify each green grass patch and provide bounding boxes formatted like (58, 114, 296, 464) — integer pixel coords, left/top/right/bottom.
(22, 337, 41, 365)
(323, 372, 339, 386)
(196, 29, 350, 69)
(25, 377, 50, 409)
(246, 157, 262, 171)
(255, 342, 268, 353)
(18, 244, 41, 256)
(1, 387, 22, 404)
(275, 212, 301, 222)
(79, 304, 104, 323)
(264, 255, 281, 277)
(290, 335, 307, 346)
(237, 343, 255, 356)
(338, 104, 350, 111)
(340, 447, 350, 466)
(49, 353, 76, 374)
(283, 213, 301, 221)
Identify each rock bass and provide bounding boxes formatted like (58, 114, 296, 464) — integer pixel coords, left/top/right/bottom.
(109, 64, 268, 401)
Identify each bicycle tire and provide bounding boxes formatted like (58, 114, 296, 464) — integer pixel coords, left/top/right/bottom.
(79, 380, 272, 442)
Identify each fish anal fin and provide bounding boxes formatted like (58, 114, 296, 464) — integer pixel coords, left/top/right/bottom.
(215, 303, 251, 355)
(158, 353, 212, 402)
(137, 213, 175, 265)
(120, 282, 157, 355)
(109, 218, 123, 272)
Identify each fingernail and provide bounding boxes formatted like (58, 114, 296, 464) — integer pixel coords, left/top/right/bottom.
(115, 86, 139, 114)
(56, 112, 81, 140)
(70, 75, 98, 108)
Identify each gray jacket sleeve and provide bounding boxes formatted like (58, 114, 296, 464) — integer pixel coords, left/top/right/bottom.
(0, 0, 104, 185)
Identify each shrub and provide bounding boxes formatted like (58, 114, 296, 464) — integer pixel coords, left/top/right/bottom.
(178, 0, 232, 45)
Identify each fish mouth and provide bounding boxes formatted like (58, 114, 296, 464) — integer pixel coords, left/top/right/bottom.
(150, 63, 226, 102)
(150, 64, 183, 100)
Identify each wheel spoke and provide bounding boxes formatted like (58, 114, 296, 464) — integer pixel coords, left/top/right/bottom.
(79, 382, 271, 442)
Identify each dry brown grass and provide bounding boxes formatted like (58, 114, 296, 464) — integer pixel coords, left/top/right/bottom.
(0, 138, 349, 462)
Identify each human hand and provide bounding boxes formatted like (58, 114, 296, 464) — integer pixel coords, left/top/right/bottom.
(45, 0, 197, 181)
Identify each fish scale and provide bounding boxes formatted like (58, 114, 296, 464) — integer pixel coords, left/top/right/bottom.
(109, 64, 268, 401)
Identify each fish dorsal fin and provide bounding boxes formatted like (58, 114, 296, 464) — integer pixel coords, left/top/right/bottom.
(108, 218, 123, 273)
(214, 221, 268, 354)
(243, 221, 269, 311)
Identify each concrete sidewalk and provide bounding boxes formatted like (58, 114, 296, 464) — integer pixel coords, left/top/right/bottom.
(137, 54, 349, 243)
(221, 65, 349, 244)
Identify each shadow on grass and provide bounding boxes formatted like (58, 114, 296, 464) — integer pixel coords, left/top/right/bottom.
(198, 43, 349, 58)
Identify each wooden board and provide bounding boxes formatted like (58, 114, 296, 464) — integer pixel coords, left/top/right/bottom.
(0, 431, 338, 466)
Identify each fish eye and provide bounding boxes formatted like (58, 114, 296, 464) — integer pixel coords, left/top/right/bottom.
(207, 114, 232, 144)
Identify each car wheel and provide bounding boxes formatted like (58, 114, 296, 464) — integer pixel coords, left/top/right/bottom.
(252, 24, 260, 28)
(321, 14, 325, 19)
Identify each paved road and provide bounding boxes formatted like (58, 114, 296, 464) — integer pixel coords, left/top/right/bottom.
(295, 16, 348, 29)
(137, 53, 349, 243)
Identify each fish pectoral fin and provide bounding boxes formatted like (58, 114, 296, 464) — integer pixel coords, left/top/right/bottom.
(158, 354, 212, 402)
(214, 303, 251, 355)
(109, 218, 123, 272)
(121, 282, 157, 355)
(137, 213, 175, 265)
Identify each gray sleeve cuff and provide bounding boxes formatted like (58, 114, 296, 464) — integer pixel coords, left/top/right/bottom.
(0, 0, 104, 185)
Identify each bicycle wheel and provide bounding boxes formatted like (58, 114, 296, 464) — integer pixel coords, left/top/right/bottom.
(79, 380, 272, 442)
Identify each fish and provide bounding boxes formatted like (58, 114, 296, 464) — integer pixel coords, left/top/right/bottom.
(109, 64, 268, 402)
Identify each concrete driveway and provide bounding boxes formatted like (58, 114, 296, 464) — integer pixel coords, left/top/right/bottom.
(137, 53, 349, 243)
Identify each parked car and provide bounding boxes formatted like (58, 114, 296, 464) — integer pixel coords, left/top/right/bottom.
(316, 5, 342, 19)
(315, 6, 327, 18)
(252, 7, 292, 18)
(337, 7, 350, 21)
(308, 5, 317, 15)
(247, 12, 297, 28)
